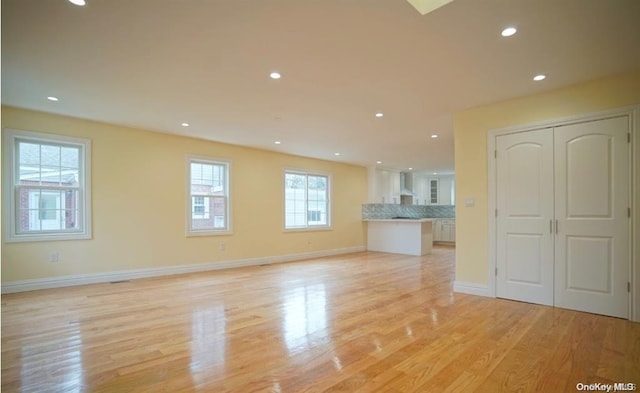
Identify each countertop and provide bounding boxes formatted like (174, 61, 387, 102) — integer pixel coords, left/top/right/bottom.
(363, 218, 434, 222)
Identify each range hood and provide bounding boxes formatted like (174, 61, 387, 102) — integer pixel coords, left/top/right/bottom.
(399, 172, 414, 196)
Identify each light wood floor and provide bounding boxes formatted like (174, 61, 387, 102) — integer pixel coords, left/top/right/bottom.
(2, 247, 639, 392)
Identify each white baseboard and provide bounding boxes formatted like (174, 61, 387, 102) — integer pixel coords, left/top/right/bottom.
(453, 281, 491, 297)
(1, 246, 366, 294)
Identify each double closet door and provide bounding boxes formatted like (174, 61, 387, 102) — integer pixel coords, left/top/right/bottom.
(495, 116, 630, 318)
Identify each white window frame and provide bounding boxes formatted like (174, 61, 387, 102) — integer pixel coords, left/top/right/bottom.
(3, 129, 92, 242)
(186, 156, 231, 236)
(284, 169, 331, 231)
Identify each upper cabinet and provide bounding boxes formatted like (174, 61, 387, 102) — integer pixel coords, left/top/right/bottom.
(367, 167, 455, 205)
(368, 168, 401, 203)
(413, 172, 455, 205)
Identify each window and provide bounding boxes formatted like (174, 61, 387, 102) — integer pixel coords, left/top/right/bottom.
(307, 210, 321, 222)
(285, 171, 330, 229)
(187, 157, 230, 235)
(3, 129, 91, 242)
(192, 196, 207, 217)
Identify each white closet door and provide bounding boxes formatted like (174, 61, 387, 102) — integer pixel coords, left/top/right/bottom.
(554, 116, 630, 318)
(496, 129, 555, 305)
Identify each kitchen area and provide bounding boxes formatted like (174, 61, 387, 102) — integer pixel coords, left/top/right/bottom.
(363, 167, 455, 255)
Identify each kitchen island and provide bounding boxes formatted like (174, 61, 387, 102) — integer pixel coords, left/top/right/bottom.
(364, 219, 434, 256)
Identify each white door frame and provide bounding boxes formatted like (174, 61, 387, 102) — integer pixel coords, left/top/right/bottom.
(487, 105, 639, 321)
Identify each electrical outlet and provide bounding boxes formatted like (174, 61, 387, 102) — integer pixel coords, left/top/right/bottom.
(219, 242, 226, 251)
(50, 252, 59, 262)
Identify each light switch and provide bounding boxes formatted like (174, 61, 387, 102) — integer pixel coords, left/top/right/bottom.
(464, 198, 475, 207)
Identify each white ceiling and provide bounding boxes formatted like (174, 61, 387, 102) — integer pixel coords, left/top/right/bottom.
(3, 0, 640, 173)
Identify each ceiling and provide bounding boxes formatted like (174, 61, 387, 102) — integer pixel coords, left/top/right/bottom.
(3, 0, 640, 174)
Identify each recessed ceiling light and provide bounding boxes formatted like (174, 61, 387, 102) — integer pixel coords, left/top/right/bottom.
(409, 168, 413, 171)
(433, 172, 438, 175)
(270, 72, 281, 79)
(181, 122, 189, 127)
(375, 112, 384, 118)
(334, 153, 341, 156)
(47, 96, 59, 101)
(68, 0, 86, 5)
(533, 74, 546, 81)
(431, 134, 438, 138)
(274, 141, 281, 145)
(501, 27, 517, 37)
(376, 161, 382, 164)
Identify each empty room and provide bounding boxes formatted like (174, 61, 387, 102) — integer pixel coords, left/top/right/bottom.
(2, 0, 639, 392)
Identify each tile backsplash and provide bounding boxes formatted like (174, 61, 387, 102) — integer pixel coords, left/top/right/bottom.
(362, 204, 455, 219)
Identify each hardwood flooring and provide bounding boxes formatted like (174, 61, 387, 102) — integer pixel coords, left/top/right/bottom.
(2, 247, 639, 392)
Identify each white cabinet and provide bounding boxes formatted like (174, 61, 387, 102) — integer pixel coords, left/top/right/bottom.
(441, 219, 455, 242)
(438, 176, 455, 205)
(368, 167, 455, 206)
(413, 173, 429, 205)
(433, 219, 455, 242)
(433, 219, 442, 240)
(368, 167, 401, 203)
(411, 172, 455, 205)
(367, 220, 433, 255)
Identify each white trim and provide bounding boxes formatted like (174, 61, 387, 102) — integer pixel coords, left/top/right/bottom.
(632, 106, 640, 322)
(283, 168, 332, 230)
(3, 128, 92, 243)
(488, 104, 640, 137)
(487, 105, 639, 321)
(185, 155, 232, 236)
(453, 281, 490, 297)
(0, 246, 366, 294)
(487, 127, 498, 298)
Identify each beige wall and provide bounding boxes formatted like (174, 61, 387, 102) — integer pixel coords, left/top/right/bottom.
(454, 69, 640, 285)
(1, 106, 368, 282)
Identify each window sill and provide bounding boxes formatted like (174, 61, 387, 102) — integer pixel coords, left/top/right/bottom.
(5, 232, 92, 243)
(284, 226, 332, 233)
(186, 229, 233, 237)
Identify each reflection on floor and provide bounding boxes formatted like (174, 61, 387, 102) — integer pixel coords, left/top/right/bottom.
(2, 246, 638, 392)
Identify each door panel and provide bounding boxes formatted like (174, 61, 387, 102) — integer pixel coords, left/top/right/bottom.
(566, 236, 612, 293)
(505, 234, 543, 284)
(566, 134, 612, 217)
(496, 129, 554, 305)
(554, 116, 629, 318)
